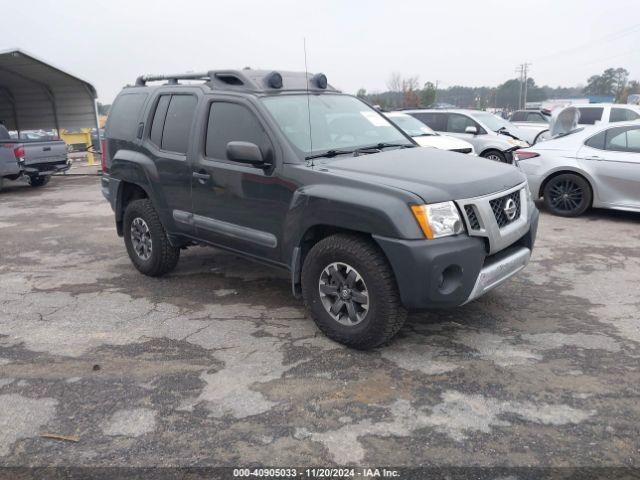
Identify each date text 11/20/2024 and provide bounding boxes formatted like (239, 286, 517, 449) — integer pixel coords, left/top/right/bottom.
(233, 468, 400, 477)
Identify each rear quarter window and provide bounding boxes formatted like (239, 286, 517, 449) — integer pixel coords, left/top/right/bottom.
(106, 92, 148, 140)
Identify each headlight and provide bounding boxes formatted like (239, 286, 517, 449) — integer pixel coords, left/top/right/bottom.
(507, 138, 529, 148)
(411, 201, 464, 239)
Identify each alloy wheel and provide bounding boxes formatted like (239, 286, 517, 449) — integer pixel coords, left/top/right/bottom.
(131, 217, 153, 260)
(318, 262, 369, 326)
(548, 179, 583, 212)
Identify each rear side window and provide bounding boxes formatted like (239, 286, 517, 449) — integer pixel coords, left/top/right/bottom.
(577, 107, 604, 125)
(206, 102, 272, 160)
(161, 95, 198, 154)
(410, 112, 446, 131)
(106, 92, 148, 140)
(605, 126, 640, 153)
(610, 107, 640, 122)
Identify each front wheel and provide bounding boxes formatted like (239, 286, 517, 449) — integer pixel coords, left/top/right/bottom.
(123, 199, 180, 276)
(481, 149, 507, 163)
(543, 173, 592, 217)
(301, 234, 407, 349)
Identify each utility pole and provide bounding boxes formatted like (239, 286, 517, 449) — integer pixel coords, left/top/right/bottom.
(516, 64, 524, 109)
(523, 63, 531, 108)
(434, 80, 439, 104)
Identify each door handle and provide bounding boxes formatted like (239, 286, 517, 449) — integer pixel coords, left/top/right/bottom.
(585, 155, 602, 161)
(192, 171, 211, 183)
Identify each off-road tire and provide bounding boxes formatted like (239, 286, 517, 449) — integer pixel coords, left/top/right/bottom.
(123, 199, 180, 276)
(301, 233, 407, 349)
(543, 173, 592, 217)
(28, 175, 50, 187)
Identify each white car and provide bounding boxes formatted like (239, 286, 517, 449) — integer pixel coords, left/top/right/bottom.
(509, 110, 552, 144)
(404, 109, 529, 163)
(385, 112, 475, 154)
(572, 103, 640, 125)
(515, 120, 640, 217)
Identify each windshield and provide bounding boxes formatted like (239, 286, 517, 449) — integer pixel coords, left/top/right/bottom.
(388, 113, 436, 136)
(469, 111, 512, 132)
(261, 94, 412, 156)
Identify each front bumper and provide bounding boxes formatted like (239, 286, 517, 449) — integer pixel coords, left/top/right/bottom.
(374, 207, 538, 310)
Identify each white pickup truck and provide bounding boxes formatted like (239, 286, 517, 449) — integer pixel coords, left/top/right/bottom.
(0, 124, 69, 191)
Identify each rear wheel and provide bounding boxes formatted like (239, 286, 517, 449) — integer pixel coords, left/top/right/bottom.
(543, 173, 592, 217)
(123, 199, 180, 276)
(301, 234, 406, 349)
(481, 149, 507, 163)
(28, 175, 50, 187)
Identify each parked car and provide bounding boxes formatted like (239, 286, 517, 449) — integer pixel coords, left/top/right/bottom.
(509, 109, 551, 144)
(384, 112, 475, 154)
(101, 69, 539, 349)
(403, 109, 529, 163)
(515, 120, 640, 217)
(572, 104, 640, 125)
(0, 123, 69, 191)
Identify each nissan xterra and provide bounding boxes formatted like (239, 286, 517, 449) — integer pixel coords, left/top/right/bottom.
(101, 69, 539, 349)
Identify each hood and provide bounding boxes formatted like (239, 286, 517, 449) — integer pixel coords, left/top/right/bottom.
(413, 135, 474, 151)
(497, 124, 530, 144)
(321, 147, 525, 203)
(549, 106, 580, 137)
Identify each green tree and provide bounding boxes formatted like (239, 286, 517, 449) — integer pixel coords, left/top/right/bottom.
(584, 67, 629, 101)
(420, 82, 437, 107)
(356, 88, 367, 99)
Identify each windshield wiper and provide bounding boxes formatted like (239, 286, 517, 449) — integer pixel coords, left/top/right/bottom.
(304, 143, 414, 161)
(305, 149, 354, 160)
(353, 143, 415, 155)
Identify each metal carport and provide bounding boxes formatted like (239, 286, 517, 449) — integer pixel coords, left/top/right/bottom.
(0, 49, 99, 135)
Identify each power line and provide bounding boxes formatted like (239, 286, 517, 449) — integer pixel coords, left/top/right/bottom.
(536, 23, 640, 62)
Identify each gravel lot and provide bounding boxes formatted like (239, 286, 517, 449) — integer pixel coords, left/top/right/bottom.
(0, 174, 639, 469)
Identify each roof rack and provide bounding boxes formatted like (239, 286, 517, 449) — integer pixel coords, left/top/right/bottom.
(133, 69, 338, 93)
(135, 72, 209, 86)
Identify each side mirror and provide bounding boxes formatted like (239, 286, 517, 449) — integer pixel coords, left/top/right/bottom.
(226, 141, 268, 167)
(465, 126, 478, 135)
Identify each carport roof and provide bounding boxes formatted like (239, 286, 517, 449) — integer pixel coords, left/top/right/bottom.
(0, 49, 98, 131)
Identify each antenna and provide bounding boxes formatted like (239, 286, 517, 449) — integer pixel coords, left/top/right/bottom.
(303, 38, 314, 166)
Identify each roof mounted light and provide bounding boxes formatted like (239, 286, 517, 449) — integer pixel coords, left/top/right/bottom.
(312, 73, 327, 89)
(266, 71, 283, 89)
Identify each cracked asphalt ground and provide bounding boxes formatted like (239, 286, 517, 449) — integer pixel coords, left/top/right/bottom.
(0, 175, 639, 469)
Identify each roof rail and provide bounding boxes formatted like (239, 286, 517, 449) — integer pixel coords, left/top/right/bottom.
(132, 69, 338, 93)
(135, 72, 210, 86)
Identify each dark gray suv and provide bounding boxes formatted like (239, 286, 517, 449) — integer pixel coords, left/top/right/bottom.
(101, 69, 539, 349)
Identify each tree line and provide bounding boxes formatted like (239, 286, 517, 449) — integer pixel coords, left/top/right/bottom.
(357, 67, 640, 111)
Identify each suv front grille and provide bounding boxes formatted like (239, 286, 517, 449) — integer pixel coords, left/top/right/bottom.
(451, 148, 472, 154)
(464, 205, 481, 230)
(489, 191, 521, 228)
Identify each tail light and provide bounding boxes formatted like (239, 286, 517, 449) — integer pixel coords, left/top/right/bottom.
(514, 150, 539, 162)
(13, 146, 25, 159)
(100, 139, 107, 172)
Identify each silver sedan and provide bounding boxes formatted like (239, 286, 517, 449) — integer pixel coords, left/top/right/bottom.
(515, 120, 640, 217)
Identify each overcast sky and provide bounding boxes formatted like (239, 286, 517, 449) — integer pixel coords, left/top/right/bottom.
(3, 0, 640, 103)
